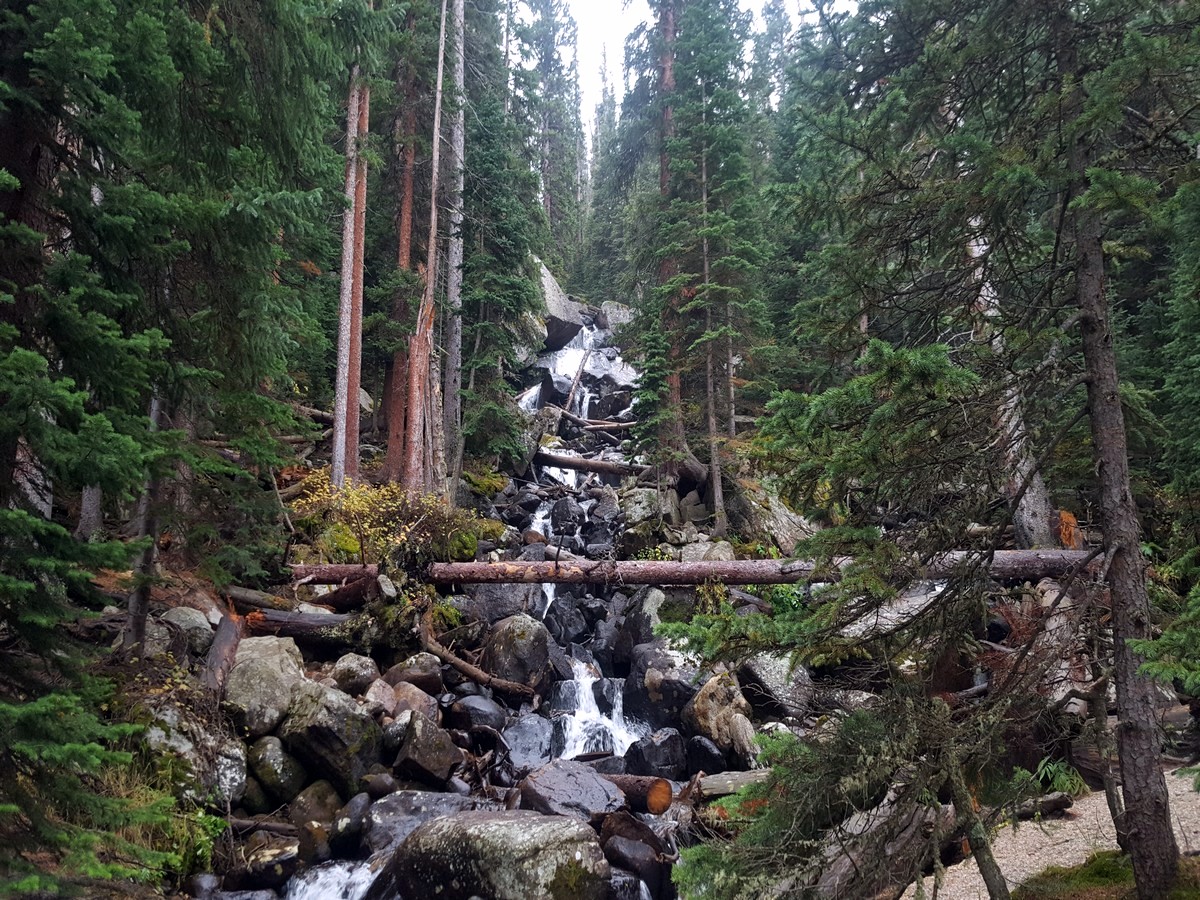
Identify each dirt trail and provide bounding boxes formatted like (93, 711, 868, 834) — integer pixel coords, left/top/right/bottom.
(903, 767, 1199, 898)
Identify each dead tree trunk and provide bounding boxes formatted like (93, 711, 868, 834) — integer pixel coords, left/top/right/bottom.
(532, 450, 645, 477)
(344, 78, 370, 484)
(202, 613, 243, 697)
(443, 0, 466, 495)
(290, 563, 379, 583)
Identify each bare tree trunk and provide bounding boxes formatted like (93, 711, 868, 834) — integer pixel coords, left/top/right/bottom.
(401, 0, 449, 494)
(331, 68, 362, 489)
(382, 58, 418, 484)
(125, 393, 163, 652)
(344, 80, 370, 484)
(1057, 14, 1178, 895)
(75, 484, 102, 541)
(443, 0, 466, 497)
(948, 761, 1010, 900)
(700, 133, 726, 537)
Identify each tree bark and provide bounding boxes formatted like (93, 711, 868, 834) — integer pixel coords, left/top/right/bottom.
(401, 0, 449, 494)
(202, 613, 243, 697)
(1057, 12, 1178, 895)
(948, 761, 1010, 900)
(75, 484, 103, 541)
(701, 128, 726, 536)
(696, 769, 772, 799)
(443, 0, 467, 496)
(222, 585, 297, 613)
(243, 609, 379, 649)
(290, 563, 379, 583)
(427, 550, 1098, 586)
(331, 68, 362, 489)
(124, 394, 163, 652)
(533, 449, 645, 477)
(344, 79, 370, 484)
(596, 774, 673, 815)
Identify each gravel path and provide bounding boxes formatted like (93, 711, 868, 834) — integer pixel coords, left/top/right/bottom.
(903, 767, 1200, 898)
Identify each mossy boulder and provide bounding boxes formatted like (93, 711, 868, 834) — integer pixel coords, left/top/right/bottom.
(481, 614, 551, 690)
(279, 681, 382, 799)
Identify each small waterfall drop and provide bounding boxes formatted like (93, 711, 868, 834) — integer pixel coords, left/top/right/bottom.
(558, 659, 648, 759)
(285, 860, 374, 900)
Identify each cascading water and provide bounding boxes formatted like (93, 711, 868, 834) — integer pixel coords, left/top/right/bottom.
(285, 860, 375, 900)
(557, 658, 648, 759)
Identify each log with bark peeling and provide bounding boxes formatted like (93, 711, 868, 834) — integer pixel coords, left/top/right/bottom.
(697, 769, 772, 799)
(222, 585, 296, 613)
(427, 550, 1099, 587)
(243, 609, 373, 648)
(533, 449, 646, 477)
(290, 563, 379, 584)
(202, 613, 243, 697)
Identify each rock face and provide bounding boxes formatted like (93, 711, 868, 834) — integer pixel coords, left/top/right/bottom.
(224, 637, 306, 739)
(624, 728, 686, 781)
(538, 262, 584, 351)
(623, 641, 701, 731)
(453, 583, 541, 626)
(683, 674, 759, 766)
(278, 681, 382, 798)
(738, 653, 814, 720)
(519, 759, 625, 821)
(482, 614, 551, 689)
(363, 810, 609, 900)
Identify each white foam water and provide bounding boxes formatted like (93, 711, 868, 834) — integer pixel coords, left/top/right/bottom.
(558, 658, 648, 759)
(284, 860, 375, 900)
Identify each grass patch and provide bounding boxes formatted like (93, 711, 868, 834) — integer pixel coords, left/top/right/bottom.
(1013, 851, 1200, 899)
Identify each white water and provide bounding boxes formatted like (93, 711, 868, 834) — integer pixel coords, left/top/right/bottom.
(285, 860, 374, 900)
(517, 383, 541, 412)
(558, 658, 648, 759)
(529, 500, 552, 539)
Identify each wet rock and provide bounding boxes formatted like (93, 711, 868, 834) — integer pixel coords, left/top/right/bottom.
(391, 681, 439, 723)
(683, 674, 758, 766)
(363, 789, 495, 857)
(329, 792, 371, 855)
(623, 641, 701, 730)
(738, 654, 814, 720)
(591, 618, 622, 674)
(239, 776, 270, 815)
(446, 695, 507, 732)
(604, 836, 666, 899)
(297, 819, 332, 865)
(616, 587, 696, 665)
(382, 652, 444, 695)
(607, 869, 646, 900)
(361, 771, 398, 799)
(538, 262, 585, 350)
(686, 735, 727, 776)
(390, 710, 463, 784)
(592, 678, 624, 717)
(624, 728, 686, 781)
(453, 583, 541, 625)
(330, 652, 380, 696)
(502, 714, 554, 771)
(545, 595, 590, 646)
(583, 352, 638, 393)
(288, 780, 343, 827)
(279, 680, 382, 799)
(224, 637, 305, 739)
(482, 614, 551, 690)
(363, 809, 608, 900)
(519, 542, 548, 562)
(224, 838, 299, 891)
(161, 606, 214, 656)
(247, 736, 308, 805)
(519, 759, 625, 821)
(550, 497, 585, 533)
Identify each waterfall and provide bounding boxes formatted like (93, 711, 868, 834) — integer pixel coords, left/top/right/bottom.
(285, 860, 374, 900)
(558, 658, 648, 759)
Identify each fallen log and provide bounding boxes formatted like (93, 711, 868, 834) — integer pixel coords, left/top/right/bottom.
(533, 450, 646, 477)
(243, 609, 370, 648)
(318, 576, 375, 612)
(697, 769, 772, 800)
(428, 550, 1100, 587)
(226, 817, 298, 836)
(290, 563, 379, 584)
(1014, 791, 1073, 820)
(202, 613, 243, 697)
(222, 585, 296, 613)
(597, 774, 674, 815)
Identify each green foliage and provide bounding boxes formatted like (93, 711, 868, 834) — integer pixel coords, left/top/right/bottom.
(0, 689, 178, 892)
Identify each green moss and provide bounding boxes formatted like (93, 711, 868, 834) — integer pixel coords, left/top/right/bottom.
(473, 517, 507, 543)
(547, 858, 599, 899)
(1012, 852, 1200, 899)
(462, 468, 510, 497)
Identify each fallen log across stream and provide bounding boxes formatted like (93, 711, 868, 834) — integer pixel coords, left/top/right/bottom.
(427, 549, 1101, 586)
(532, 449, 646, 477)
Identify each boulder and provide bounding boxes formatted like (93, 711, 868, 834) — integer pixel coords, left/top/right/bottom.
(329, 792, 371, 855)
(390, 710, 463, 784)
(446, 695, 507, 732)
(363, 678, 398, 717)
(452, 583, 541, 626)
(730, 477, 817, 556)
(598, 301, 634, 330)
(502, 714, 554, 771)
(288, 779, 343, 827)
(382, 652, 444, 695)
(621, 487, 678, 529)
(682, 673, 758, 766)
(363, 810, 608, 900)
(239, 776, 271, 815)
(390, 681, 439, 723)
(161, 606, 214, 656)
(279, 681, 382, 799)
(519, 759, 625, 822)
(686, 735, 727, 776)
(550, 497, 585, 534)
(142, 700, 246, 808)
(363, 789, 498, 857)
(582, 350, 638, 393)
(622, 641, 701, 730)
(680, 540, 736, 563)
(481, 614, 551, 690)
(624, 728, 686, 781)
(330, 653, 380, 697)
(224, 637, 306, 739)
(603, 836, 666, 900)
(738, 654, 814, 720)
(538, 262, 584, 351)
(247, 736, 308, 805)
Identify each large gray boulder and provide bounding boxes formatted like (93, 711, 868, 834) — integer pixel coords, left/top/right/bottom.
(382, 652, 443, 695)
(738, 653, 814, 720)
(330, 652, 380, 697)
(161, 606, 214, 656)
(453, 583, 541, 625)
(502, 714, 554, 771)
(518, 759, 625, 821)
(481, 614, 551, 690)
(623, 641, 701, 731)
(142, 699, 246, 808)
(247, 736, 308, 805)
(224, 637, 306, 739)
(278, 681, 381, 798)
(363, 790, 501, 857)
(682, 673, 758, 766)
(363, 810, 609, 900)
(390, 710, 463, 784)
(538, 262, 584, 350)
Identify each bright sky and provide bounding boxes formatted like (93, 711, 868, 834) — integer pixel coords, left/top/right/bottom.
(565, 0, 776, 129)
